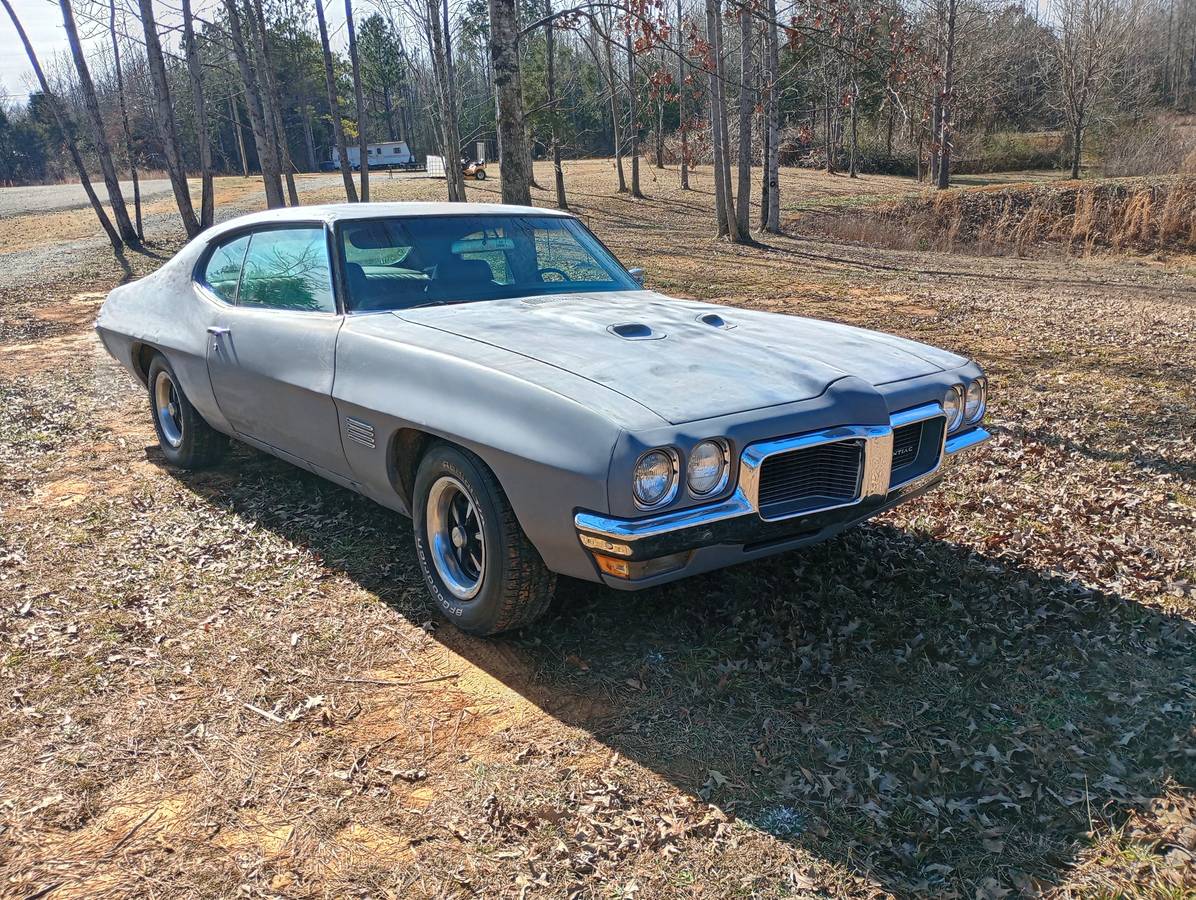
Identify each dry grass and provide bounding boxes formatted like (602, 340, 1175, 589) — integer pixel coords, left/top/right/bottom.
(1, 160, 1194, 898)
(822, 176, 1196, 257)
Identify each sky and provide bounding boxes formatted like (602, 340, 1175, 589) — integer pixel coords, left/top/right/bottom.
(0, 0, 353, 105)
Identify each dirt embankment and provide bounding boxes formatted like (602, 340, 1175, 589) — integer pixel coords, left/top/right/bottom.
(822, 176, 1196, 257)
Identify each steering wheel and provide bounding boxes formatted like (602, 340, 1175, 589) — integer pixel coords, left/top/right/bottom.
(537, 267, 570, 283)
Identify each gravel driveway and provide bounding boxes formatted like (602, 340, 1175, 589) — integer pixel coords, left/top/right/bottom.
(0, 179, 178, 218)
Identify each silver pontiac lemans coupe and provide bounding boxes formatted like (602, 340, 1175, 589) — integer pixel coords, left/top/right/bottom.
(97, 203, 990, 634)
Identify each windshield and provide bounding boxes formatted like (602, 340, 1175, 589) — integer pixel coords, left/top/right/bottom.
(336, 214, 640, 312)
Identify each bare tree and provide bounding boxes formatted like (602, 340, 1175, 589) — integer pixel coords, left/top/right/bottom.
(626, 30, 644, 197)
(419, 0, 467, 201)
(222, 0, 286, 207)
(735, 2, 753, 235)
(545, 11, 568, 208)
(136, 0, 201, 237)
(2, 0, 121, 250)
(315, 0, 359, 201)
(489, 0, 532, 204)
(706, 0, 741, 240)
(677, 0, 689, 189)
(936, 0, 958, 188)
(60, 0, 138, 245)
(761, 0, 780, 232)
(248, 0, 298, 204)
(345, 0, 370, 201)
(181, 0, 214, 227)
(1048, 0, 1130, 179)
(109, 0, 142, 239)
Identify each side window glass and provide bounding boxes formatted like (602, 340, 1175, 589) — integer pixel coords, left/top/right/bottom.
(202, 234, 250, 303)
(239, 228, 335, 312)
(534, 225, 615, 283)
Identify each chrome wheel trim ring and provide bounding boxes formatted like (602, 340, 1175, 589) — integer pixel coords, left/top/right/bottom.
(426, 475, 485, 601)
(154, 370, 184, 449)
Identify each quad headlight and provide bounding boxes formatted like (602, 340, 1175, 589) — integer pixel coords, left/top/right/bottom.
(632, 448, 678, 508)
(687, 439, 729, 497)
(964, 377, 987, 424)
(943, 384, 965, 432)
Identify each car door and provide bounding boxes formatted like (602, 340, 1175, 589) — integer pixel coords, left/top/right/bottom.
(204, 224, 350, 478)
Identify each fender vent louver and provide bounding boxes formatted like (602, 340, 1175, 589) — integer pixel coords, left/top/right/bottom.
(345, 417, 376, 449)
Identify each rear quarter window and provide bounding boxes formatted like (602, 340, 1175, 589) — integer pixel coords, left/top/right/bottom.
(201, 234, 251, 302)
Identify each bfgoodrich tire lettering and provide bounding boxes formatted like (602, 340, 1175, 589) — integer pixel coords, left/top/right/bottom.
(413, 443, 556, 635)
(146, 354, 228, 469)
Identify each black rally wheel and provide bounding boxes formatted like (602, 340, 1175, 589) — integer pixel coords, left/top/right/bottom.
(146, 354, 227, 469)
(474, 168, 487, 180)
(413, 443, 555, 635)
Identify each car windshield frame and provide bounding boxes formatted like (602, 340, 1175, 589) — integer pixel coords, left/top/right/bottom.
(333, 213, 641, 313)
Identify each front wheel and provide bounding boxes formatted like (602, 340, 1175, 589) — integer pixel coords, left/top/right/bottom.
(474, 168, 487, 181)
(147, 354, 227, 469)
(413, 444, 555, 635)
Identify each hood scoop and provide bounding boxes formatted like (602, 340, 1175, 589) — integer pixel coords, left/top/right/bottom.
(697, 312, 735, 330)
(608, 322, 665, 341)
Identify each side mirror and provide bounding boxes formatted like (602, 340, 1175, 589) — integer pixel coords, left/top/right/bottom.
(628, 267, 645, 286)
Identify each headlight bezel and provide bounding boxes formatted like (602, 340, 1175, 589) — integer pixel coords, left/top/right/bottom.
(686, 439, 730, 498)
(964, 377, 987, 425)
(943, 384, 966, 432)
(632, 447, 680, 509)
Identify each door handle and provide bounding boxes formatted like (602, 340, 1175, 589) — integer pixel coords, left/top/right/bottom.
(207, 326, 230, 336)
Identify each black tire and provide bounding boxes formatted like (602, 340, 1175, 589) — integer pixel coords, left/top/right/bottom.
(413, 443, 556, 635)
(475, 169, 487, 181)
(147, 354, 228, 469)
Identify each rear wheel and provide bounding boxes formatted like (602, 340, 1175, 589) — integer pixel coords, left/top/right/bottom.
(413, 443, 555, 635)
(147, 354, 227, 469)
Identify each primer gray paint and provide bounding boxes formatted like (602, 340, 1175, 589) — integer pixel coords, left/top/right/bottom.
(95, 203, 986, 586)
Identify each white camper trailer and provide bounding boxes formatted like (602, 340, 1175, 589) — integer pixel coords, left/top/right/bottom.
(329, 141, 416, 170)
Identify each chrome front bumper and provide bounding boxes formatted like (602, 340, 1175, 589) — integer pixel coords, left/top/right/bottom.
(575, 415, 990, 564)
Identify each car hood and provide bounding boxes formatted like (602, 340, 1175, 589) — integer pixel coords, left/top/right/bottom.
(395, 292, 966, 424)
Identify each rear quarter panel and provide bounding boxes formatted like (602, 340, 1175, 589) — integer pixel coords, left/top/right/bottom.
(95, 239, 232, 434)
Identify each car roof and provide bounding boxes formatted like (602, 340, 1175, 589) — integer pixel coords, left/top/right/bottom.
(206, 202, 575, 239)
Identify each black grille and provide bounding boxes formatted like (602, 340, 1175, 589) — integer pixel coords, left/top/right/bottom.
(757, 440, 864, 518)
(891, 421, 924, 470)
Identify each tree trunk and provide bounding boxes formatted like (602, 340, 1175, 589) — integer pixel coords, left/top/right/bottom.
(626, 32, 643, 198)
(735, 3, 753, 236)
(546, 15, 567, 209)
(109, 0, 142, 240)
(763, 0, 780, 234)
(230, 95, 249, 177)
(249, 0, 298, 204)
(929, 94, 940, 182)
(2, 0, 121, 250)
(602, 23, 627, 193)
(345, 0, 369, 201)
(223, 0, 285, 206)
(936, 0, 957, 190)
(677, 0, 689, 189)
(705, 0, 729, 236)
(137, 0, 200, 237)
(181, 0, 214, 227)
(710, 0, 740, 241)
(488, 0, 531, 204)
(302, 109, 317, 171)
(848, 80, 859, 178)
(61, 0, 137, 245)
(824, 83, 835, 175)
(425, 0, 466, 201)
(315, 0, 358, 202)
(1071, 119, 1083, 179)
